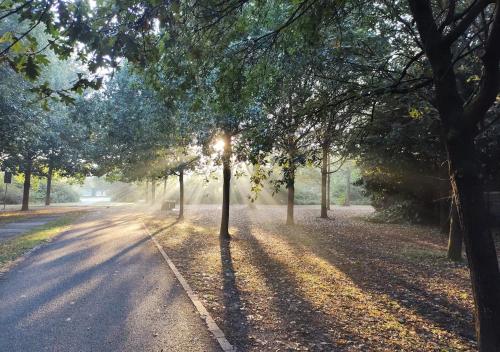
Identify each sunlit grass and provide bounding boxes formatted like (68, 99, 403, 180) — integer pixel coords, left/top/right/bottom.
(0, 212, 84, 271)
(0, 207, 86, 224)
(0, 213, 30, 225)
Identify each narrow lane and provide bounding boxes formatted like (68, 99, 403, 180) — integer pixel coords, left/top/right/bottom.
(0, 207, 221, 352)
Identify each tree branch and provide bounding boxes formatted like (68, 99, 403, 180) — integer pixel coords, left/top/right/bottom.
(463, 0, 500, 126)
(442, 0, 492, 46)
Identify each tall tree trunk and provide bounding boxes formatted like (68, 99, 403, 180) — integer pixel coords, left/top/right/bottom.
(220, 133, 232, 239)
(178, 169, 184, 220)
(151, 179, 156, 203)
(320, 144, 328, 218)
(439, 169, 451, 234)
(448, 138, 500, 350)
(163, 177, 167, 196)
(407, 1, 500, 348)
(447, 197, 463, 261)
(45, 164, 53, 206)
(344, 169, 351, 206)
(21, 159, 32, 211)
(439, 197, 450, 234)
(145, 180, 149, 203)
(327, 153, 331, 210)
(286, 168, 295, 225)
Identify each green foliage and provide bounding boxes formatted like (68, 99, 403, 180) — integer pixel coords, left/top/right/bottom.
(367, 200, 424, 224)
(2, 0, 498, 225)
(0, 173, 80, 204)
(76, 64, 178, 181)
(1, 36, 93, 207)
(35, 182, 80, 203)
(347, 98, 448, 224)
(0, 13, 101, 99)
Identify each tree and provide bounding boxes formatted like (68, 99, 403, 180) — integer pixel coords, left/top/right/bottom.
(0, 65, 50, 210)
(4, 1, 496, 346)
(157, 149, 200, 219)
(140, 20, 264, 238)
(316, 109, 354, 218)
(247, 56, 318, 225)
(1, 21, 97, 209)
(447, 198, 464, 261)
(39, 59, 93, 205)
(0, 13, 102, 99)
(349, 99, 449, 224)
(40, 113, 91, 205)
(404, 1, 500, 349)
(181, 2, 500, 347)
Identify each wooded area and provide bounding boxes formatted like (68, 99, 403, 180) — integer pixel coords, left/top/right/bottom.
(1, 0, 499, 350)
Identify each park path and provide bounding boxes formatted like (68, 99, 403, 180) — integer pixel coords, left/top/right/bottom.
(0, 215, 61, 241)
(0, 207, 221, 352)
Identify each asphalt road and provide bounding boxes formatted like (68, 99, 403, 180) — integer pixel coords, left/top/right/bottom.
(0, 207, 221, 352)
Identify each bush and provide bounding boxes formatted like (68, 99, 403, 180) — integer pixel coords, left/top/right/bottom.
(367, 200, 422, 224)
(48, 183, 80, 203)
(0, 184, 23, 204)
(0, 179, 80, 204)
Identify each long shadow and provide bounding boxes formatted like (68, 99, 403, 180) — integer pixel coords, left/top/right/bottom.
(234, 210, 358, 351)
(46, 221, 127, 245)
(0, 234, 151, 323)
(180, 206, 351, 349)
(219, 235, 250, 349)
(175, 206, 477, 347)
(273, 217, 475, 341)
(0, 229, 192, 351)
(149, 219, 180, 237)
(154, 219, 251, 350)
(11, 219, 148, 274)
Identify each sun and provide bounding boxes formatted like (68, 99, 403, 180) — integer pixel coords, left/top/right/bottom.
(213, 139, 225, 153)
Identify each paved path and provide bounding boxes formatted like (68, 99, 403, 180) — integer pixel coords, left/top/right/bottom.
(0, 216, 61, 241)
(0, 208, 221, 352)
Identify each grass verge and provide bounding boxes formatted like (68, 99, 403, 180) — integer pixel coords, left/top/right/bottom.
(0, 207, 88, 224)
(0, 212, 34, 225)
(0, 212, 84, 271)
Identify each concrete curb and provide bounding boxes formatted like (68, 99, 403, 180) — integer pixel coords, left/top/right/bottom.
(142, 222, 236, 352)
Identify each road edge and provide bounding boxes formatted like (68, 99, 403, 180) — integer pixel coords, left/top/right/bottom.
(141, 222, 236, 352)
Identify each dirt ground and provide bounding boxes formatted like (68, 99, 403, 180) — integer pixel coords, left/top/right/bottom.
(144, 204, 498, 351)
